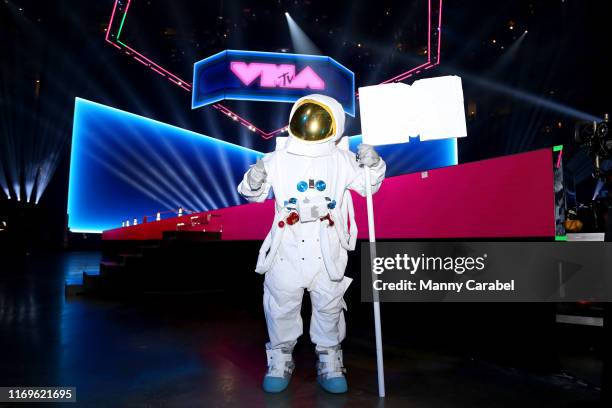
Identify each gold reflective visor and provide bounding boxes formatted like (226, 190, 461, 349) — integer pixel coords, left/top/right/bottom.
(289, 100, 336, 142)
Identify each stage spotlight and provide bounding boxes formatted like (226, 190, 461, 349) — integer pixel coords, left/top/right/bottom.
(490, 29, 527, 73)
(285, 12, 321, 55)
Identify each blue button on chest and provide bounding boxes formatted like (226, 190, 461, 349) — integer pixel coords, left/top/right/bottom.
(297, 179, 327, 192)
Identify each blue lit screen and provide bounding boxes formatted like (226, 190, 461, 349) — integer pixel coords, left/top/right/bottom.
(68, 98, 262, 233)
(348, 135, 458, 176)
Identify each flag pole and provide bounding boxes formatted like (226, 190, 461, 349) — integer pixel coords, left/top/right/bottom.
(364, 166, 385, 397)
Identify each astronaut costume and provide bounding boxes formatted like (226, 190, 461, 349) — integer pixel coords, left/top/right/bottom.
(237, 94, 385, 393)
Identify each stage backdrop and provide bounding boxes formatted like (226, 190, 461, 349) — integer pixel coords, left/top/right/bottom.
(68, 98, 263, 233)
(68, 98, 457, 233)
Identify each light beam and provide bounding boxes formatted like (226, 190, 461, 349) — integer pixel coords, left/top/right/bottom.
(285, 12, 322, 56)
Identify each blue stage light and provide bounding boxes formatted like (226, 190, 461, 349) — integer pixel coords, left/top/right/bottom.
(68, 98, 263, 233)
(347, 135, 458, 175)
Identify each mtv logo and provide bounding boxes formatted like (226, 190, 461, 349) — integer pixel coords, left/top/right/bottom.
(192, 50, 355, 116)
(230, 62, 325, 90)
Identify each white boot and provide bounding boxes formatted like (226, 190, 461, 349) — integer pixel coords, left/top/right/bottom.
(262, 345, 295, 393)
(316, 346, 348, 393)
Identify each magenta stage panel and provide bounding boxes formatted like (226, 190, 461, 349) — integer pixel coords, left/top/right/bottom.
(352, 147, 555, 239)
(103, 148, 555, 241)
(102, 200, 274, 241)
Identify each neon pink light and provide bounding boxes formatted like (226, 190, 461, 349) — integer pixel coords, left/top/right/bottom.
(150, 66, 166, 77)
(437, 0, 443, 64)
(105, 0, 119, 42)
(265, 125, 291, 137)
(105, 1, 192, 92)
(230, 62, 264, 85)
(428, 0, 431, 64)
(104, 0, 443, 139)
(289, 66, 325, 89)
(230, 62, 325, 90)
(556, 149, 563, 168)
(381, 62, 430, 84)
(122, 42, 191, 89)
(134, 56, 149, 66)
(215, 104, 269, 135)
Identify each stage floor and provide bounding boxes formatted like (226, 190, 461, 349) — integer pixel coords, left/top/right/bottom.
(0, 252, 602, 407)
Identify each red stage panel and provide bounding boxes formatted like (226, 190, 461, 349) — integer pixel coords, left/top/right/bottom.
(353, 147, 555, 239)
(102, 148, 555, 241)
(101, 200, 274, 241)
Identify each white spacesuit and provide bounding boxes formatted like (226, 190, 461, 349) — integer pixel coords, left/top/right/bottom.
(237, 94, 385, 393)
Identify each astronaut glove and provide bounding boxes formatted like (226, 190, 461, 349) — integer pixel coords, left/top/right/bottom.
(357, 144, 381, 168)
(247, 159, 267, 191)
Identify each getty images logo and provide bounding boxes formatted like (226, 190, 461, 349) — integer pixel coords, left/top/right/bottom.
(230, 61, 325, 90)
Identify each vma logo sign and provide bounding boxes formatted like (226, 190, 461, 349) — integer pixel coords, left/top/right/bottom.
(230, 62, 325, 90)
(192, 50, 355, 116)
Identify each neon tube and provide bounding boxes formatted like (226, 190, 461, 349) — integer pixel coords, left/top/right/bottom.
(116, 0, 132, 41)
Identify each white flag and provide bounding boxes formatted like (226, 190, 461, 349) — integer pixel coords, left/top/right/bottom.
(359, 75, 467, 146)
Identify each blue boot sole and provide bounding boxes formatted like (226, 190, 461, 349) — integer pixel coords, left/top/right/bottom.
(317, 376, 348, 394)
(263, 376, 290, 393)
